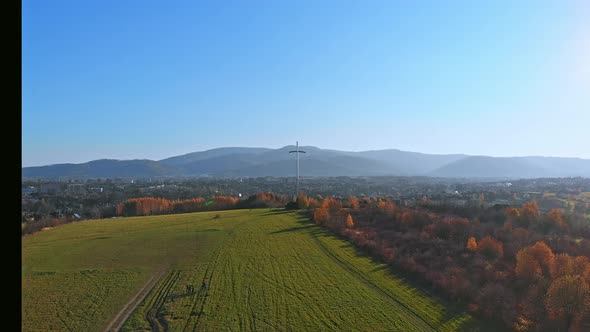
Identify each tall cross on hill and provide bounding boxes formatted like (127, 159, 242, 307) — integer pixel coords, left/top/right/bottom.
(289, 141, 306, 199)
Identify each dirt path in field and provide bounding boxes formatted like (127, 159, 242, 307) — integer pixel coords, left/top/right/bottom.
(103, 269, 168, 332)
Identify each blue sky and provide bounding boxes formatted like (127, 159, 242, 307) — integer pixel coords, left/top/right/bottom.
(22, 1, 590, 166)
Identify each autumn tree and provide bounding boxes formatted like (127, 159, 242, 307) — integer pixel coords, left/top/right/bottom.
(116, 195, 245, 217)
(432, 219, 452, 239)
(313, 207, 329, 226)
(308, 195, 590, 331)
(511, 227, 532, 249)
(447, 217, 470, 241)
(573, 256, 590, 276)
(172, 197, 205, 213)
(322, 197, 343, 215)
(476, 283, 513, 320)
(546, 208, 566, 230)
(296, 192, 309, 209)
(545, 275, 589, 329)
(307, 198, 320, 209)
(528, 241, 554, 276)
(515, 249, 543, 281)
(550, 254, 575, 279)
(521, 200, 540, 225)
(346, 214, 355, 229)
(504, 207, 521, 219)
(377, 200, 397, 216)
(116, 197, 170, 216)
(477, 236, 504, 260)
(346, 196, 360, 210)
(467, 237, 478, 252)
(211, 196, 239, 210)
(515, 242, 554, 280)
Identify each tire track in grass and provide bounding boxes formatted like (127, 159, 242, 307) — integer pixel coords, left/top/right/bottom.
(192, 267, 216, 331)
(145, 270, 180, 332)
(311, 231, 437, 332)
(259, 212, 341, 331)
(268, 253, 284, 329)
(247, 286, 256, 331)
(270, 215, 345, 330)
(56, 307, 74, 332)
(79, 269, 108, 330)
(126, 213, 254, 332)
(242, 254, 285, 331)
(299, 239, 344, 330)
(143, 276, 168, 331)
(269, 251, 291, 330)
(183, 218, 248, 332)
(245, 263, 308, 301)
(181, 255, 216, 332)
(181, 243, 223, 332)
(156, 271, 180, 331)
(104, 268, 167, 332)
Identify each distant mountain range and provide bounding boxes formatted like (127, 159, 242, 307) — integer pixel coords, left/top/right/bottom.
(22, 146, 590, 179)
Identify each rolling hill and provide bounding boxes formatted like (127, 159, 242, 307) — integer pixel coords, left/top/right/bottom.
(429, 156, 549, 178)
(22, 209, 484, 331)
(22, 146, 590, 179)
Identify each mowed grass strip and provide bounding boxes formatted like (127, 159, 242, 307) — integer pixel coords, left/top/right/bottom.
(23, 209, 485, 331)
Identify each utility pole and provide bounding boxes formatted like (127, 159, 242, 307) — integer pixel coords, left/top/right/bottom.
(289, 141, 306, 200)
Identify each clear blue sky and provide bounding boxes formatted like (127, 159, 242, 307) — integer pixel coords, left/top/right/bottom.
(22, 0, 590, 166)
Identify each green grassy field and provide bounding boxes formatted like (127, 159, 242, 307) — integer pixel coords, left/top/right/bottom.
(22, 209, 486, 331)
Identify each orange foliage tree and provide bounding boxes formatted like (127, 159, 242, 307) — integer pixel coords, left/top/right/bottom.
(377, 200, 397, 216)
(322, 197, 343, 215)
(573, 256, 590, 276)
(545, 275, 589, 327)
(515, 241, 554, 280)
(116, 197, 170, 216)
(504, 207, 522, 227)
(550, 254, 575, 279)
(346, 196, 360, 210)
(546, 208, 566, 230)
(116, 195, 239, 216)
(171, 198, 205, 213)
(521, 200, 540, 224)
(515, 250, 542, 281)
(307, 198, 320, 209)
(505, 207, 521, 218)
(297, 193, 309, 209)
(313, 207, 329, 226)
(466, 237, 478, 252)
(477, 236, 504, 259)
(346, 214, 355, 229)
(528, 241, 554, 275)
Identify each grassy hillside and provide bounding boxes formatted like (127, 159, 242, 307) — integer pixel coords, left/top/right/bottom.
(22, 209, 486, 331)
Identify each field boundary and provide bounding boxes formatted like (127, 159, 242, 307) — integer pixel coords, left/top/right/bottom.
(311, 230, 437, 331)
(103, 269, 167, 332)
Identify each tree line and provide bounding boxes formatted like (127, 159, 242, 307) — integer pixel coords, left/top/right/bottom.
(114, 192, 290, 216)
(303, 195, 590, 331)
(22, 193, 289, 235)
